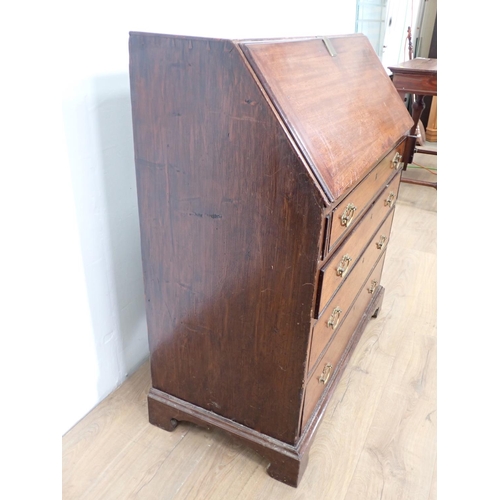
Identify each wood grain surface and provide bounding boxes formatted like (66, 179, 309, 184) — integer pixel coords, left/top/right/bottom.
(317, 178, 399, 316)
(327, 140, 406, 255)
(129, 32, 325, 445)
(63, 175, 436, 499)
(388, 57, 437, 73)
(242, 36, 413, 202)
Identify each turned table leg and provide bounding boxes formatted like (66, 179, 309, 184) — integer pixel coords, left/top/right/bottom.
(406, 94, 426, 165)
(410, 94, 426, 136)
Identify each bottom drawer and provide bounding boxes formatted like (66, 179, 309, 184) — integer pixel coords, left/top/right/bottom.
(301, 253, 387, 431)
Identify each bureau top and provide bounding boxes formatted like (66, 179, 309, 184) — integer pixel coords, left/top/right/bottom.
(240, 35, 412, 202)
(129, 32, 412, 203)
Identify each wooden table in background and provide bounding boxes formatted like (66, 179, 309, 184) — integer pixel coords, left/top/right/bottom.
(388, 58, 437, 189)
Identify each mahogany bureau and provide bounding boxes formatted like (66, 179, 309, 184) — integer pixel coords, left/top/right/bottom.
(129, 32, 413, 487)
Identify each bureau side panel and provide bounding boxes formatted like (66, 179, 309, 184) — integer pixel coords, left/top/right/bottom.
(129, 33, 324, 445)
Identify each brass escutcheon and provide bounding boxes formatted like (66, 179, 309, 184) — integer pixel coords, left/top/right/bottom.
(340, 203, 357, 228)
(391, 152, 402, 169)
(368, 280, 378, 294)
(336, 254, 352, 277)
(376, 235, 387, 250)
(385, 192, 395, 207)
(319, 362, 333, 384)
(327, 306, 342, 330)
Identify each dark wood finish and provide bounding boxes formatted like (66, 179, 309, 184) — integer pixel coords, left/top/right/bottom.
(388, 57, 437, 189)
(309, 211, 394, 373)
(241, 36, 413, 202)
(399, 178, 437, 189)
(388, 58, 437, 96)
(415, 148, 437, 156)
(147, 282, 386, 487)
(130, 32, 324, 446)
(327, 140, 405, 256)
(129, 32, 411, 487)
(148, 388, 308, 486)
(316, 173, 401, 316)
(407, 27, 413, 61)
(303, 258, 386, 427)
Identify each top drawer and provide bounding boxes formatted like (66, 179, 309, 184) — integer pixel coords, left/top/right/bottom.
(324, 140, 405, 257)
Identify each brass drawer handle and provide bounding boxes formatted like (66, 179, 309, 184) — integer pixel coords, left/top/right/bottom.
(385, 192, 395, 207)
(327, 306, 342, 330)
(367, 280, 378, 294)
(376, 235, 387, 250)
(336, 254, 352, 277)
(319, 362, 333, 384)
(391, 152, 402, 170)
(340, 203, 357, 228)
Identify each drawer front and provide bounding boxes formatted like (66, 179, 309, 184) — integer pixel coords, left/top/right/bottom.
(326, 140, 405, 256)
(316, 171, 401, 317)
(301, 255, 386, 430)
(308, 209, 395, 373)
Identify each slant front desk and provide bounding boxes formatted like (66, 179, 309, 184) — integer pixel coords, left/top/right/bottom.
(129, 32, 413, 487)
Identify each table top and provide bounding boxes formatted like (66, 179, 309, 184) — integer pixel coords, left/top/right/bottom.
(388, 58, 437, 75)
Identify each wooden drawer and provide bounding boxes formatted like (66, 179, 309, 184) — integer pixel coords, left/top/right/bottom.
(301, 254, 386, 430)
(315, 171, 401, 317)
(308, 209, 395, 373)
(325, 140, 405, 256)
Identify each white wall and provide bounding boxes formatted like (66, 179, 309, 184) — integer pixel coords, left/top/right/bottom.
(4, 0, 358, 445)
(381, 0, 423, 68)
(416, 0, 437, 58)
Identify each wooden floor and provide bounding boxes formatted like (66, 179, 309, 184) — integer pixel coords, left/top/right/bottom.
(63, 149, 437, 500)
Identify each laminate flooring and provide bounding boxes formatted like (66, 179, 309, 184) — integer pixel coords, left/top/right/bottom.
(63, 147, 437, 500)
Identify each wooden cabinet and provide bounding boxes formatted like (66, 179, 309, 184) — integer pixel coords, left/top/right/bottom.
(129, 32, 413, 487)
